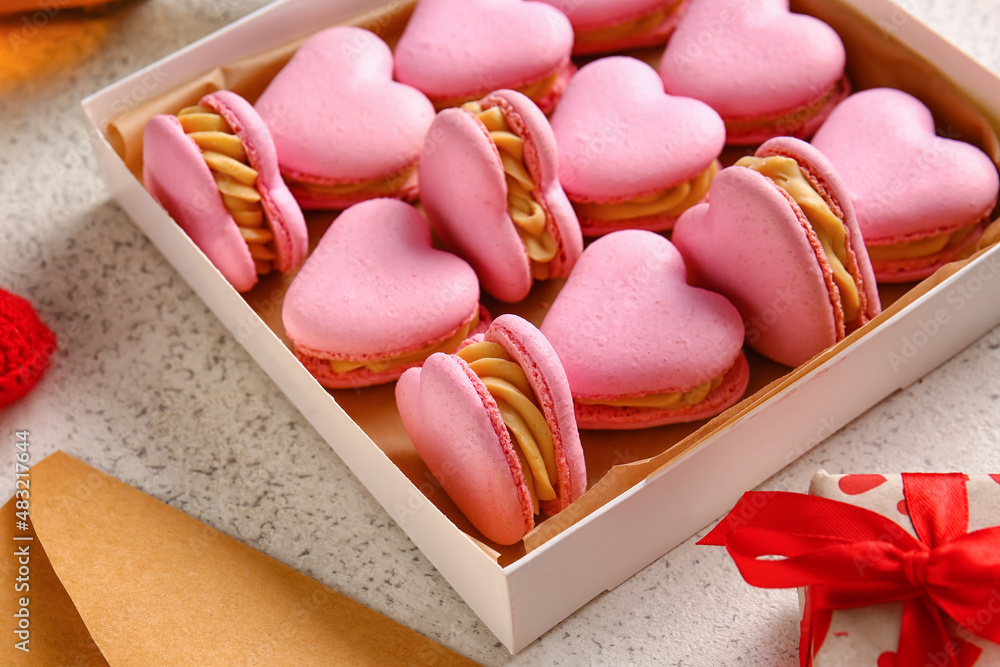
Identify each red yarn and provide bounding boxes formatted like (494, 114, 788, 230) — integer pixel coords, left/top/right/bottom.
(0, 288, 57, 408)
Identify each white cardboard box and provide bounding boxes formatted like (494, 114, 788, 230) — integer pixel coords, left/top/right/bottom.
(82, 0, 1000, 652)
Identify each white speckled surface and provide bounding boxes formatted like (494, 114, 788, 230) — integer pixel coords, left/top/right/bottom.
(1, 1, 999, 665)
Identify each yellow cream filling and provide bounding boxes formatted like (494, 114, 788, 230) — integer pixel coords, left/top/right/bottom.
(327, 309, 480, 375)
(573, 161, 717, 223)
(178, 105, 276, 276)
(434, 70, 561, 111)
(866, 225, 977, 262)
(574, 0, 681, 44)
(285, 165, 414, 197)
(576, 375, 725, 409)
(725, 87, 837, 137)
(463, 102, 559, 280)
(736, 155, 861, 325)
(458, 341, 557, 516)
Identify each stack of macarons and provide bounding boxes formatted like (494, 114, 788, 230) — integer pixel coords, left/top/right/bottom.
(140, 1, 1000, 545)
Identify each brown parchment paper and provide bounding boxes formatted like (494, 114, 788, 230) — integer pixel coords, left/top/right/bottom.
(104, 0, 1000, 561)
(0, 451, 474, 666)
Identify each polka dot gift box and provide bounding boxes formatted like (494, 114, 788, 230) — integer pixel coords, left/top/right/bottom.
(701, 471, 1000, 666)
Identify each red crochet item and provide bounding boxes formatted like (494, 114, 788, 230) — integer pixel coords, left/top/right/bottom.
(0, 288, 57, 408)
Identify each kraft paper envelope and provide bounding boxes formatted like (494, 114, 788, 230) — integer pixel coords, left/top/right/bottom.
(0, 451, 475, 666)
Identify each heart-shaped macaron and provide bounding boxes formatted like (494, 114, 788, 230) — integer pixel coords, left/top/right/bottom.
(811, 88, 999, 282)
(551, 56, 724, 234)
(540, 230, 748, 429)
(394, 0, 575, 112)
(255, 27, 435, 209)
(659, 0, 847, 145)
(282, 199, 483, 388)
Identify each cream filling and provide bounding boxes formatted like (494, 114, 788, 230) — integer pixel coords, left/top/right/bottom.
(463, 102, 559, 280)
(576, 374, 725, 409)
(574, 0, 682, 44)
(736, 155, 861, 325)
(285, 164, 414, 198)
(866, 225, 978, 263)
(725, 86, 837, 137)
(573, 161, 717, 223)
(436, 70, 561, 111)
(178, 106, 276, 276)
(458, 341, 557, 516)
(327, 309, 480, 375)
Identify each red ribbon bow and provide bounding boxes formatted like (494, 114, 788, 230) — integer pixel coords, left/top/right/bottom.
(699, 473, 1000, 667)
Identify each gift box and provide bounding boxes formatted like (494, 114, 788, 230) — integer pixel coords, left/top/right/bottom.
(82, 0, 1000, 652)
(701, 472, 1000, 666)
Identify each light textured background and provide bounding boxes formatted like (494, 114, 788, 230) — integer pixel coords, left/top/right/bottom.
(1, 1, 999, 665)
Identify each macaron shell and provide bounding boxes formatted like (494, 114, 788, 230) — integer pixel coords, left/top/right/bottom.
(484, 314, 585, 513)
(394, 0, 574, 109)
(575, 352, 749, 429)
(142, 114, 257, 292)
(541, 230, 746, 399)
(756, 136, 881, 325)
(810, 88, 999, 244)
(282, 198, 480, 361)
(254, 26, 435, 191)
(419, 107, 533, 302)
(659, 0, 845, 119)
(552, 57, 725, 204)
(396, 355, 534, 546)
(673, 167, 838, 367)
(482, 90, 584, 280)
(200, 90, 308, 274)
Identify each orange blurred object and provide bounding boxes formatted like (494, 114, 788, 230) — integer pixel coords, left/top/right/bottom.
(0, 1, 131, 90)
(0, 0, 124, 15)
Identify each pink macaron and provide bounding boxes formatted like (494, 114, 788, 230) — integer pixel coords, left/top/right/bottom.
(540, 230, 749, 430)
(143, 90, 308, 293)
(419, 89, 583, 302)
(537, 0, 690, 55)
(396, 314, 586, 545)
(551, 56, 725, 236)
(811, 88, 999, 283)
(673, 137, 881, 367)
(394, 0, 575, 113)
(659, 0, 849, 145)
(255, 26, 435, 210)
(282, 198, 485, 388)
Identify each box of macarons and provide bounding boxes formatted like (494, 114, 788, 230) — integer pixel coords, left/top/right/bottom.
(83, 0, 1000, 652)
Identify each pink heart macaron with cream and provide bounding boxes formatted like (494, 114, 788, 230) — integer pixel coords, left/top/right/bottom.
(811, 88, 999, 283)
(282, 199, 485, 388)
(551, 56, 725, 236)
(143, 90, 308, 293)
(541, 230, 749, 430)
(673, 137, 881, 367)
(659, 0, 849, 145)
(394, 0, 575, 113)
(255, 27, 435, 210)
(537, 0, 690, 55)
(419, 89, 583, 302)
(396, 314, 586, 545)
